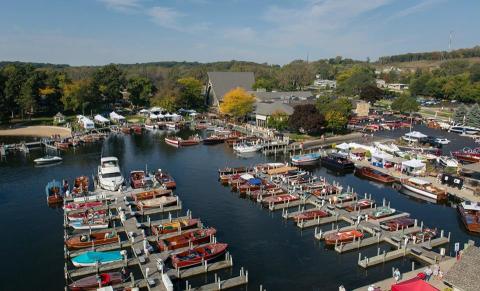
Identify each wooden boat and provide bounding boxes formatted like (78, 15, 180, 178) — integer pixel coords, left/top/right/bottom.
(155, 170, 176, 189)
(157, 228, 216, 251)
(324, 230, 364, 246)
(137, 196, 177, 210)
(321, 153, 355, 171)
(292, 209, 329, 222)
(452, 148, 480, 163)
(71, 251, 124, 267)
(66, 231, 119, 250)
(401, 178, 447, 201)
(121, 127, 131, 134)
(335, 192, 356, 203)
(35, 155, 63, 165)
(311, 185, 341, 197)
(457, 201, 480, 233)
(218, 166, 248, 176)
(203, 135, 225, 145)
(55, 141, 70, 149)
(249, 188, 284, 200)
(45, 180, 63, 204)
(345, 199, 375, 212)
(165, 136, 201, 147)
(171, 243, 228, 268)
(130, 124, 142, 134)
(67, 209, 107, 221)
(408, 228, 437, 243)
(70, 219, 109, 230)
(73, 176, 89, 193)
(130, 170, 146, 189)
(291, 153, 321, 166)
(382, 217, 415, 231)
(68, 272, 123, 291)
(369, 206, 396, 219)
(354, 166, 395, 184)
(262, 194, 299, 205)
(151, 218, 199, 235)
(131, 189, 171, 202)
(64, 201, 104, 212)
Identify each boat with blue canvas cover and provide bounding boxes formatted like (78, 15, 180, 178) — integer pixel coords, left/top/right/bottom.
(71, 251, 124, 267)
(291, 152, 321, 166)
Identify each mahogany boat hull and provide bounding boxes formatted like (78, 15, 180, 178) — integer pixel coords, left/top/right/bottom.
(157, 228, 216, 251)
(324, 230, 364, 246)
(68, 272, 123, 291)
(66, 232, 119, 250)
(171, 243, 228, 268)
(354, 167, 396, 184)
(457, 205, 480, 233)
(293, 210, 329, 222)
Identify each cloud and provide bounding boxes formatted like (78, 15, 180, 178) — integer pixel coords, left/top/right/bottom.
(148, 6, 184, 30)
(98, 0, 141, 11)
(223, 27, 257, 43)
(392, 0, 445, 19)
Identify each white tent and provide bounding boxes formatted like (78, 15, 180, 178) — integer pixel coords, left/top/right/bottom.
(109, 111, 126, 122)
(139, 109, 149, 114)
(163, 113, 173, 118)
(401, 159, 426, 175)
(94, 114, 109, 124)
(80, 116, 95, 129)
(150, 107, 163, 113)
(171, 113, 182, 121)
(335, 142, 350, 151)
(149, 113, 159, 120)
(404, 131, 427, 139)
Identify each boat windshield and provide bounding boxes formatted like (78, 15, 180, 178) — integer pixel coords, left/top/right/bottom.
(102, 172, 122, 178)
(102, 161, 118, 168)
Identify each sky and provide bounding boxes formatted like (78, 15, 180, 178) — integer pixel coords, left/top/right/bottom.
(0, 0, 479, 66)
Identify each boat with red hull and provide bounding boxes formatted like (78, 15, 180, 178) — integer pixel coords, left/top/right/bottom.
(131, 189, 171, 202)
(157, 228, 216, 251)
(452, 148, 480, 163)
(165, 136, 201, 147)
(382, 217, 415, 231)
(151, 218, 199, 235)
(203, 135, 225, 145)
(457, 201, 480, 233)
(171, 243, 228, 268)
(155, 170, 176, 189)
(130, 170, 146, 189)
(324, 230, 364, 245)
(355, 166, 396, 184)
(292, 209, 329, 222)
(67, 209, 107, 221)
(68, 272, 123, 291)
(345, 199, 375, 211)
(64, 201, 104, 212)
(262, 194, 300, 205)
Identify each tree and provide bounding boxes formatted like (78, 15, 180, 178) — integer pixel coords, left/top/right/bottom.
(278, 60, 314, 90)
(267, 111, 289, 131)
(177, 77, 203, 109)
(336, 65, 375, 96)
(1, 63, 34, 117)
(127, 76, 156, 107)
(91, 64, 126, 106)
(219, 87, 255, 120)
(252, 77, 277, 91)
(316, 96, 352, 117)
(0, 73, 9, 122)
(469, 63, 480, 83)
(466, 104, 480, 128)
(288, 104, 325, 134)
(325, 111, 348, 132)
(453, 104, 467, 124)
(151, 94, 177, 113)
(359, 84, 383, 103)
(391, 94, 419, 113)
(61, 79, 96, 113)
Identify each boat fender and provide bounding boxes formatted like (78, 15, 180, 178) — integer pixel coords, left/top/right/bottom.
(120, 250, 127, 256)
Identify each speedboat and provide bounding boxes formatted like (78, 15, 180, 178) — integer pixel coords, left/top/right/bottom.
(97, 157, 124, 191)
(171, 243, 228, 268)
(291, 153, 321, 166)
(71, 251, 124, 267)
(233, 143, 262, 153)
(66, 231, 118, 250)
(157, 228, 216, 251)
(437, 156, 459, 168)
(34, 155, 62, 165)
(69, 219, 109, 230)
(449, 125, 480, 135)
(68, 272, 123, 291)
(46, 180, 63, 205)
(401, 177, 447, 201)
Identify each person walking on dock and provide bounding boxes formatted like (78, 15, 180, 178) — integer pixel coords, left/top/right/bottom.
(424, 266, 433, 281)
(393, 268, 401, 283)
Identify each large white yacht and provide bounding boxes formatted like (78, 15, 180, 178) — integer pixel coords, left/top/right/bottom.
(97, 157, 125, 191)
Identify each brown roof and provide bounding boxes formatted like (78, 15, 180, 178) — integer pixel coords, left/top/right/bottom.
(444, 245, 480, 291)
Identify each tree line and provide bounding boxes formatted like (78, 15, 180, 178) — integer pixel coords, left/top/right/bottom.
(379, 46, 480, 64)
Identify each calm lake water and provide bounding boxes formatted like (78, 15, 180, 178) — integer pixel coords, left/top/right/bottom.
(0, 127, 479, 291)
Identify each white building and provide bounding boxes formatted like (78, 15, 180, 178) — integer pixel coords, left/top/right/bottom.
(313, 79, 336, 89)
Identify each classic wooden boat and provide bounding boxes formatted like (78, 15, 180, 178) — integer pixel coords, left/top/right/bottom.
(354, 166, 396, 184)
(369, 206, 396, 219)
(382, 217, 415, 231)
(324, 230, 364, 245)
(262, 194, 300, 205)
(67, 209, 107, 221)
(64, 201, 104, 212)
(69, 219, 109, 230)
(137, 196, 177, 210)
(291, 153, 321, 166)
(66, 231, 118, 250)
(335, 192, 356, 203)
(46, 180, 63, 204)
(155, 170, 176, 189)
(345, 199, 375, 212)
(165, 135, 201, 147)
(407, 228, 437, 243)
(131, 189, 171, 202)
(218, 166, 248, 176)
(401, 178, 447, 201)
(71, 251, 124, 267)
(248, 188, 285, 200)
(321, 153, 355, 171)
(129, 170, 146, 189)
(68, 272, 123, 291)
(157, 228, 216, 251)
(203, 135, 225, 145)
(171, 243, 228, 268)
(73, 176, 89, 193)
(151, 218, 199, 235)
(292, 209, 329, 222)
(130, 124, 142, 134)
(55, 141, 70, 150)
(311, 185, 341, 197)
(457, 201, 480, 233)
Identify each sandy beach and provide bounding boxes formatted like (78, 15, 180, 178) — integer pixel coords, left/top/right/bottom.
(0, 126, 72, 138)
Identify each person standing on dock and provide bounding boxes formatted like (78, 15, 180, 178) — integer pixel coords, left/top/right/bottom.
(393, 268, 401, 283)
(424, 266, 433, 281)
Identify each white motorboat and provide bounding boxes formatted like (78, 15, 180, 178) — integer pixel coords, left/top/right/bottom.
(435, 137, 450, 145)
(374, 142, 401, 155)
(34, 155, 63, 165)
(144, 124, 156, 130)
(401, 177, 447, 201)
(97, 157, 125, 191)
(437, 156, 459, 168)
(449, 125, 480, 135)
(233, 143, 262, 153)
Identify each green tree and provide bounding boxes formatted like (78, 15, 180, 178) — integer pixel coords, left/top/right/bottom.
(316, 96, 352, 117)
(151, 94, 177, 113)
(359, 85, 384, 103)
(1, 64, 34, 117)
(466, 104, 480, 128)
(278, 60, 314, 90)
(325, 111, 348, 132)
(336, 65, 375, 96)
(91, 64, 126, 106)
(177, 77, 203, 109)
(252, 77, 277, 91)
(391, 94, 419, 113)
(0, 73, 9, 122)
(469, 63, 480, 83)
(267, 111, 289, 131)
(61, 79, 96, 113)
(453, 104, 468, 124)
(127, 76, 156, 108)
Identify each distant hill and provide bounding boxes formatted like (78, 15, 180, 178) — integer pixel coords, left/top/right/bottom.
(378, 46, 480, 64)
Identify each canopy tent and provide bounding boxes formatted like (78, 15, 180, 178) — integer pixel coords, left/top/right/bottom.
(149, 113, 159, 120)
(149, 107, 163, 113)
(170, 113, 182, 121)
(79, 116, 94, 129)
(391, 277, 439, 291)
(402, 159, 426, 168)
(401, 159, 426, 175)
(405, 131, 427, 139)
(109, 111, 125, 122)
(240, 174, 255, 180)
(94, 114, 109, 124)
(139, 109, 149, 113)
(336, 142, 350, 151)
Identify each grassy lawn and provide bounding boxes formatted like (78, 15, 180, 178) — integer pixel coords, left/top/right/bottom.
(419, 108, 453, 119)
(126, 114, 145, 123)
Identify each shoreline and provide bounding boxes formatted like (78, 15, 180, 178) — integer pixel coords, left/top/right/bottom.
(0, 126, 72, 138)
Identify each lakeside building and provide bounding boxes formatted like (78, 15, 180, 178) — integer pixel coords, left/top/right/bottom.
(206, 72, 255, 107)
(254, 101, 294, 128)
